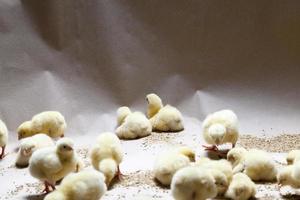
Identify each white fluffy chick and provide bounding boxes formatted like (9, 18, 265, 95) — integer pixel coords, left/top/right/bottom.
(171, 166, 217, 200)
(16, 133, 54, 167)
(18, 111, 67, 139)
(0, 119, 8, 159)
(153, 146, 195, 186)
(225, 173, 256, 200)
(227, 147, 277, 182)
(116, 106, 131, 126)
(277, 161, 300, 188)
(195, 157, 233, 195)
(146, 93, 184, 132)
(29, 137, 79, 193)
(90, 132, 123, 186)
(116, 107, 152, 139)
(286, 150, 300, 165)
(44, 169, 107, 200)
(202, 109, 239, 151)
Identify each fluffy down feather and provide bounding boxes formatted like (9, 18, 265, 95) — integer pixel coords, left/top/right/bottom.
(227, 147, 277, 182)
(171, 166, 217, 200)
(16, 133, 54, 167)
(278, 161, 300, 188)
(202, 109, 239, 148)
(153, 146, 195, 186)
(116, 109, 152, 139)
(225, 173, 256, 200)
(44, 169, 107, 200)
(90, 132, 123, 186)
(29, 138, 79, 192)
(18, 111, 66, 139)
(0, 119, 8, 159)
(146, 93, 184, 132)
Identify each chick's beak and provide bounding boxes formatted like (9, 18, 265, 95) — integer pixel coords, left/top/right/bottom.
(67, 146, 73, 151)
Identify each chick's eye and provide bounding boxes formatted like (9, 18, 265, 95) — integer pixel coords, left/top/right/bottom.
(63, 145, 67, 149)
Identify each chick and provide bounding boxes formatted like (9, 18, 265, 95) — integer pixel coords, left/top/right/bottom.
(171, 166, 217, 200)
(44, 169, 107, 200)
(153, 146, 195, 186)
(202, 109, 239, 151)
(90, 132, 123, 186)
(277, 161, 300, 188)
(286, 150, 300, 165)
(16, 133, 55, 167)
(195, 157, 233, 195)
(227, 147, 277, 182)
(225, 173, 256, 200)
(29, 138, 79, 193)
(146, 93, 184, 132)
(116, 107, 152, 139)
(18, 111, 67, 139)
(0, 119, 8, 159)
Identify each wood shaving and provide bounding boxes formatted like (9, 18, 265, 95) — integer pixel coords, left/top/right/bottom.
(238, 134, 300, 152)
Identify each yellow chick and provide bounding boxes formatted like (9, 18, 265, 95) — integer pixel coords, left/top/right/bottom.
(277, 161, 300, 188)
(195, 157, 233, 195)
(18, 111, 67, 140)
(29, 138, 79, 193)
(16, 133, 55, 167)
(0, 119, 8, 159)
(286, 150, 300, 165)
(225, 173, 256, 200)
(171, 166, 218, 200)
(90, 132, 123, 186)
(202, 109, 239, 151)
(146, 93, 184, 132)
(153, 146, 195, 186)
(227, 147, 277, 182)
(116, 107, 152, 139)
(44, 169, 107, 200)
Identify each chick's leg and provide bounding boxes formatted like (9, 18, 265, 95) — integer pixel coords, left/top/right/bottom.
(117, 165, 123, 180)
(0, 146, 6, 159)
(42, 181, 51, 194)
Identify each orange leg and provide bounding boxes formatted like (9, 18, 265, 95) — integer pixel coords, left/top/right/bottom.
(42, 181, 55, 194)
(117, 165, 123, 180)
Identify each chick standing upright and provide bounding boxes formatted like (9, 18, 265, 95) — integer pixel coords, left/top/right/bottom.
(16, 133, 54, 167)
(202, 109, 239, 151)
(171, 166, 218, 200)
(90, 132, 123, 186)
(146, 93, 184, 132)
(44, 169, 107, 200)
(17, 111, 67, 139)
(227, 147, 277, 182)
(29, 138, 80, 193)
(0, 119, 8, 159)
(153, 146, 195, 186)
(116, 106, 152, 139)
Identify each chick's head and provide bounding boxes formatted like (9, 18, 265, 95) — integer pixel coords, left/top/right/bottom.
(117, 106, 131, 126)
(20, 140, 36, 157)
(17, 121, 32, 140)
(146, 93, 163, 118)
(56, 138, 74, 157)
(210, 169, 228, 195)
(227, 147, 247, 167)
(209, 123, 226, 145)
(178, 146, 196, 162)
